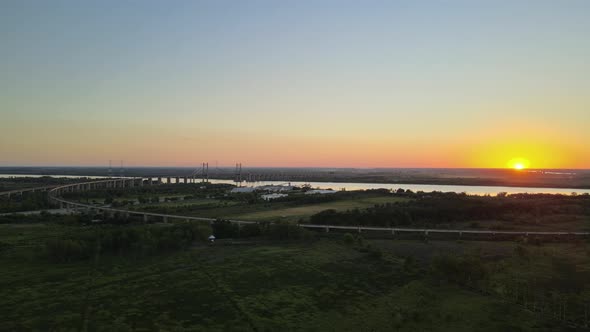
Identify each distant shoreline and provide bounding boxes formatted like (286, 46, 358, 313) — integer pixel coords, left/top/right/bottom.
(2, 172, 590, 191)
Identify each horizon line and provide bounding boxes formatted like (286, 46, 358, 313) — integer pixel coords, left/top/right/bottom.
(0, 165, 589, 171)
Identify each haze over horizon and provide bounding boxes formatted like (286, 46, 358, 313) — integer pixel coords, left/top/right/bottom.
(2, 1, 589, 169)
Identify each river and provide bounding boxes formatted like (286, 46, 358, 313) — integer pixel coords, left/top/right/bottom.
(1, 174, 589, 196)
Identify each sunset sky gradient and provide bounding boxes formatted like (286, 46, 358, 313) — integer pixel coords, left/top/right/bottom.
(1, 1, 589, 168)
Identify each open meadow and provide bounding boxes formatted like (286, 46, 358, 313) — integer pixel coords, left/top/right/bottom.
(0, 221, 572, 331)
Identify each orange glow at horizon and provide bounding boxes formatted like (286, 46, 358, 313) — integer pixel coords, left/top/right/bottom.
(507, 158, 530, 170)
(1, 121, 589, 169)
(461, 123, 587, 170)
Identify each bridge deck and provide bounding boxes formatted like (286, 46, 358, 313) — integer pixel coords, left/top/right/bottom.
(1, 178, 583, 238)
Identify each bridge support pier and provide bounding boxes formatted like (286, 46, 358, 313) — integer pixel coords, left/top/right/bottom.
(163, 216, 168, 223)
(143, 214, 148, 223)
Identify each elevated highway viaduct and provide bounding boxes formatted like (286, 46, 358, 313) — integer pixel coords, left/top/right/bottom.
(2, 177, 587, 240)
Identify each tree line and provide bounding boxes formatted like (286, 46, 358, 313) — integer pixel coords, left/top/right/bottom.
(310, 192, 590, 227)
(212, 219, 315, 241)
(431, 248, 590, 328)
(45, 223, 211, 262)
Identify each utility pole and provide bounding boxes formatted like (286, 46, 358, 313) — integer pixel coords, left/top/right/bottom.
(201, 162, 209, 183)
(235, 163, 243, 187)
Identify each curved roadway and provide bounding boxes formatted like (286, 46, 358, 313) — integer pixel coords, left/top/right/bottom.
(1, 177, 587, 238)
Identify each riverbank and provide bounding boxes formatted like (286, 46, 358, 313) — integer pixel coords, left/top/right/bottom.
(2, 166, 590, 190)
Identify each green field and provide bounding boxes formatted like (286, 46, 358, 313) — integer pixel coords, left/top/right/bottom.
(125, 194, 411, 223)
(227, 196, 410, 222)
(4, 186, 589, 331)
(0, 222, 574, 331)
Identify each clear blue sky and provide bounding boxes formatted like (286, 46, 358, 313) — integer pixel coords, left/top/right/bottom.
(1, 1, 589, 168)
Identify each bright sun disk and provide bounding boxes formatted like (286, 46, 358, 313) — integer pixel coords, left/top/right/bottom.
(507, 158, 530, 170)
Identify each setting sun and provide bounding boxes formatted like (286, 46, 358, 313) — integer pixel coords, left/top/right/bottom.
(508, 158, 530, 170)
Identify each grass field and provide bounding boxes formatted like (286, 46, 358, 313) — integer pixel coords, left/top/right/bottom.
(125, 194, 411, 223)
(0, 222, 563, 331)
(226, 196, 410, 222)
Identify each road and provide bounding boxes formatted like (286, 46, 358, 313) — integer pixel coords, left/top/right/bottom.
(2, 179, 588, 238)
(0, 185, 58, 197)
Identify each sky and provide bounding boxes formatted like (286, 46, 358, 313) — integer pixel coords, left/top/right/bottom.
(1, 0, 589, 169)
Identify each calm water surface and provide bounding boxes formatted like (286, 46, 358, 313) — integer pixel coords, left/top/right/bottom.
(1, 174, 589, 196)
(208, 180, 590, 196)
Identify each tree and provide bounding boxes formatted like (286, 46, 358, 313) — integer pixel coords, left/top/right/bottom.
(343, 233, 354, 246)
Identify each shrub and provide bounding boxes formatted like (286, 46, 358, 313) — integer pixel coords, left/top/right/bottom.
(264, 222, 315, 241)
(432, 254, 487, 286)
(0, 241, 13, 252)
(343, 233, 355, 246)
(515, 245, 528, 257)
(240, 223, 262, 237)
(45, 238, 90, 262)
(367, 246, 383, 259)
(212, 219, 239, 238)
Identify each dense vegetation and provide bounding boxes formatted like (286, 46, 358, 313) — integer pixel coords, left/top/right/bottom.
(44, 223, 211, 262)
(0, 191, 53, 213)
(3, 179, 590, 330)
(310, 192, 590, 230)
(3, 218, 582, 331)
(212, 219, 315, 241)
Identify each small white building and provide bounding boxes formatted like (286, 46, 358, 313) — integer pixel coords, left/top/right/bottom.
(261, 193, 288, 201)
(230, 187, 256, 193)
(208, 235, 216, 243)
(256, 185, 295, 192)
(305, 189, 337, 195)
